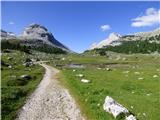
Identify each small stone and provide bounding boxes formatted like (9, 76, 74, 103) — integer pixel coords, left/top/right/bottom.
(125, 115, 137, 120)
(97, 67, 101, 70)
(138, 77, 144, 80)
(131, 106, 134, 109)
(153, 75, 158, 78)
(97, 103, 100, 107)
(76, 74, 84, 78)
(8, 65, 12, 69)
(81, 79, 90, 83)
(123, 71, 130, 74)
(106, 68, 111, 71)
(134, 72, 140, 75)
(20, 75, 31, 80)
(142, 113, 146, 116)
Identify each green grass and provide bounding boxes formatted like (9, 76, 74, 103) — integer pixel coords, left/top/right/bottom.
(1, 50, 44, 120)
(58, 54, 160, 120)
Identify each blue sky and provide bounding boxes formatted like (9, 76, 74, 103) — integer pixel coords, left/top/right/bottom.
(1, 1, 160, 53)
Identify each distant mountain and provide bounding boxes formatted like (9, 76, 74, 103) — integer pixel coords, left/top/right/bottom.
(89, 28, 160, 50)
(1, 24, 71, 53)
(90, 33, 122, 49)
(87, 28, 160, 54)
(0, 30, 16, 39)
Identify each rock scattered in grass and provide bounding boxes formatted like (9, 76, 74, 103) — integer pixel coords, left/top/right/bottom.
(97, 103, 100, 107)
(8, 65, 12, 69)
(62, 57, 66, 60)
(125, 115, 136, 120)
(76, 74, 84, 78)
(146, 93, 151, 96)
(143, 112, 146, 117)
(123, 71, 130, 74)
(81, 79, 90, 83)
(20, 75, 31, 80)
(134, 72, 140, 75)
(106, 68, 111, 71)
(153, 75, 158, 78)
(138, 77, 144, 80)
(72, 69, 76, 72)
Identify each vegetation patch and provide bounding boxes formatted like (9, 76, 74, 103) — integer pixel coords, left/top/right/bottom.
(1, 50, 44, 120)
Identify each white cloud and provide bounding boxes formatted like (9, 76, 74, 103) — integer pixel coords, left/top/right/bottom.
(100, 24, 111, 31)
(9, 21, 15, 25)
(131, 7, 160, 27)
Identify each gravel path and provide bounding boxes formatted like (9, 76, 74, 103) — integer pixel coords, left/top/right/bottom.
(17, 64, 85, 120)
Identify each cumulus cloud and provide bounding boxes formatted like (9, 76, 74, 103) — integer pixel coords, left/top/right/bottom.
(100, 24, 111, 31)
(9, 21, 15, 25)
(131, 8, 160, 27)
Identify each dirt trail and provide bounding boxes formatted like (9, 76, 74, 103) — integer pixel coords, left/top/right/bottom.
(17, 64, 85, 120)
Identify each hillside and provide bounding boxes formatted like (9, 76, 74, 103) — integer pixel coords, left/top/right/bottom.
(88, 28, 160, 55)
(1, 24, 70, 54)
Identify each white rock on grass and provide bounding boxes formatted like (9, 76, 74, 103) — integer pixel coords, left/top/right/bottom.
(153, 75, 158, 78)
(138, 77, 144, 80)
(76, 74, 84, 78)
(125, 115, 137, 120)
(81, 79, 90, 83)
(72, 69, 76, 72)
(103, 96, 129, 118)
(97, 67, 102, 70)
(123, 71, 130, 74)
(134, 72, 140, 75)
(61, 57, 66, 60)
(106, 68, 111, 71)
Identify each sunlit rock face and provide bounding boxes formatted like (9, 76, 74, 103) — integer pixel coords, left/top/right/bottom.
(89, 28, 160, 50)
(0, 29, 16, 39)
(90, 33, 122, 49)
(20, 23, 70, 52)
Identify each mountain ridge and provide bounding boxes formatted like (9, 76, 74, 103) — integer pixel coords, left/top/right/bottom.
(1, 23, 70, 52)
(89, 28, 160, 50)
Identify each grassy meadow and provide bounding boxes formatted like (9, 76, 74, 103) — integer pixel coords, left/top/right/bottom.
(58, 53, 160, 120)
(1, 50, 160, 120)
(1, 50, 44, 120)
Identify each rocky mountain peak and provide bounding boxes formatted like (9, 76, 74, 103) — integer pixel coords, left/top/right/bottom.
(20, 23, 70, 51)
(108, 33, 121, 40)
(21, 23, 51, 40)
(90, 33, 121, 49)
(0, 29, 16, 39)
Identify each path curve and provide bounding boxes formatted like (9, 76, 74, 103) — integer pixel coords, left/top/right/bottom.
(17, 64, 85, 120)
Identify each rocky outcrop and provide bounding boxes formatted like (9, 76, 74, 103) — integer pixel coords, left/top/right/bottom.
(89, 28, 160, 50)
(0, 29, 16, 39)
(19, 23, 70, 52)
(90, 33, 122, 49)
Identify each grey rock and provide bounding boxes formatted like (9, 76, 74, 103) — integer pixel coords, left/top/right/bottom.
(20, 75, 31, 80)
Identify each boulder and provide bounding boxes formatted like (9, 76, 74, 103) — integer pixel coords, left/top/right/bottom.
(103, 96, 129, 118)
